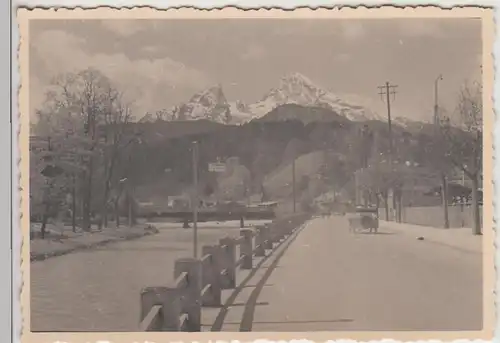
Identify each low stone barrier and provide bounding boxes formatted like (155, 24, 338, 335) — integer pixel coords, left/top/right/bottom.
(138, 213, 309, 331)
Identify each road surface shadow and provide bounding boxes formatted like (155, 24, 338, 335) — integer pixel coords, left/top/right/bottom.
(91, 246, 188, 252)
(239, 226, 307, 332)
(210, 230, 302, 331)
(228, 301, 269, 307)
(358, 231, 396, 235)
(241, 284, 274, 288)
(226, 319, 353, 325)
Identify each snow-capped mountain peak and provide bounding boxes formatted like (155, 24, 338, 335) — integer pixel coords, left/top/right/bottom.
(140, 84, 232, 124)
(261, 72, 329, 105)
(245, 72, 381, 122)
(177, 84, 231, 123)
(139, 72, 383, 124)
(190, 84, 226, 106)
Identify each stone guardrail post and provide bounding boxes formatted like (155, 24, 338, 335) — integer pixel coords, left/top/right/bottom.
(254, 225, 266, 257)
(182, 216, 190, 229)
(239, 228, 254, 269)
(262, 224, 273, 250)
(219, 237, 237, 289)
(201, 245, 222, 307)
(140, 286, 181, 331)
(174, 258, 202, 332)
(286, 217, 296, 235)
(270, 227, 278, 242)
(285, 218, 294, 236)
(275, 220, 286, 242)
(280, 219, 289, 239)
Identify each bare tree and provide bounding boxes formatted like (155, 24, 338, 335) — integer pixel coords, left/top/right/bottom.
(357, 155, 392, 219)
(417, 121, 453, 229)
(357, 150, 439, 223)
(33, 68, 132, 232)
(98, 90, 136, 229)
(33, 77, 92, 235)
(440, 81, 483, 235)
(30, 136, 61, 238)
(76, 69, 113, 230)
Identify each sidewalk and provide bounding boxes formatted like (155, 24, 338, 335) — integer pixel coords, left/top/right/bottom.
(30, 224, 159, 262)
(380, 220, 483, 254)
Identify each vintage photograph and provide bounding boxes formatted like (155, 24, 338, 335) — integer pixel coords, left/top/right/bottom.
(20, 6, 493, 339)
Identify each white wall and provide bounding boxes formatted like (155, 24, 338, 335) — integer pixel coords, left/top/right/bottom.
(379, 205, 483, 228)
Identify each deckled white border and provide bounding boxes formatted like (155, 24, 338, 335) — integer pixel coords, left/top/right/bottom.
(11, 2, 499, 343)
(11, 0, 500, 8)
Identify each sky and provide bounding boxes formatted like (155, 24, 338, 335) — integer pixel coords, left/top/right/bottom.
(29, 18, 482, 122)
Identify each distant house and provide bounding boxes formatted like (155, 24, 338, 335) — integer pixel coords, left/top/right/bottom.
(422, 181, 483, 206)
(247, 201, 279, 210)
(167, 195, 190, 210)
(246, 201, 279, 214)
(216, 200, 246, 212)
(216, 157, 251, 202)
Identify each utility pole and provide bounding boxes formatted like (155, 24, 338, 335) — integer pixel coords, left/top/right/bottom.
(378, 81, 398, 163)
(127, 155, 133, 228)
(192, 141, 199, 258)
(292, 157, 296, 213)
(71, 174, 76, 232)
(378, 82, 398, 221)
(354, 169, 359, 205)
(434, 74, 449, 229)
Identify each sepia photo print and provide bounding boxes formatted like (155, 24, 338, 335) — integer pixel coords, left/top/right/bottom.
(18, 6, 494, 342)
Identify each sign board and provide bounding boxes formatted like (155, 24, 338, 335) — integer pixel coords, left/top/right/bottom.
(208, 162, 226, 173)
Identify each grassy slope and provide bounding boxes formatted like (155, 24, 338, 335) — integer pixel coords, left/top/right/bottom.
(263, 150, 326, 199)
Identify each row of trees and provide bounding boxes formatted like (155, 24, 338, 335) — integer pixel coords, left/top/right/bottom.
(356, 81, 483, 235)
(31, 68, 141, 237)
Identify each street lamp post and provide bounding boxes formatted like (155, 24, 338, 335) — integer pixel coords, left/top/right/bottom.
(462, 165, 467, 187)
(118, 177, 132, 227)
(192, 141, 199, 258)
(122, 137, 142, 229)
(460, 164, 468, 228)
(292, 157, 296, 213)
(434, 74, 443, 126)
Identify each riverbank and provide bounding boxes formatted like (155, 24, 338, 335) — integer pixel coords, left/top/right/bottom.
(30, 224, 159, 262)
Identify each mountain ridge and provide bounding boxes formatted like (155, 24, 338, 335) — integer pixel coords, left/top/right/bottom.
(139, 72, 394, 125)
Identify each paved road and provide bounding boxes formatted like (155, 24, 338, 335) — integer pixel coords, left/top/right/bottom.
(219, 215, 483, 332)
(30, 222, 254, 332)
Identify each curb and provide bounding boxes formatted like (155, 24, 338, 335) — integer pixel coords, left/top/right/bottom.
(30, 227, 159, 263)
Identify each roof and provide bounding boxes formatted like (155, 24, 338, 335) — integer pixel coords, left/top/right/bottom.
(258, 201, 279, 206)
